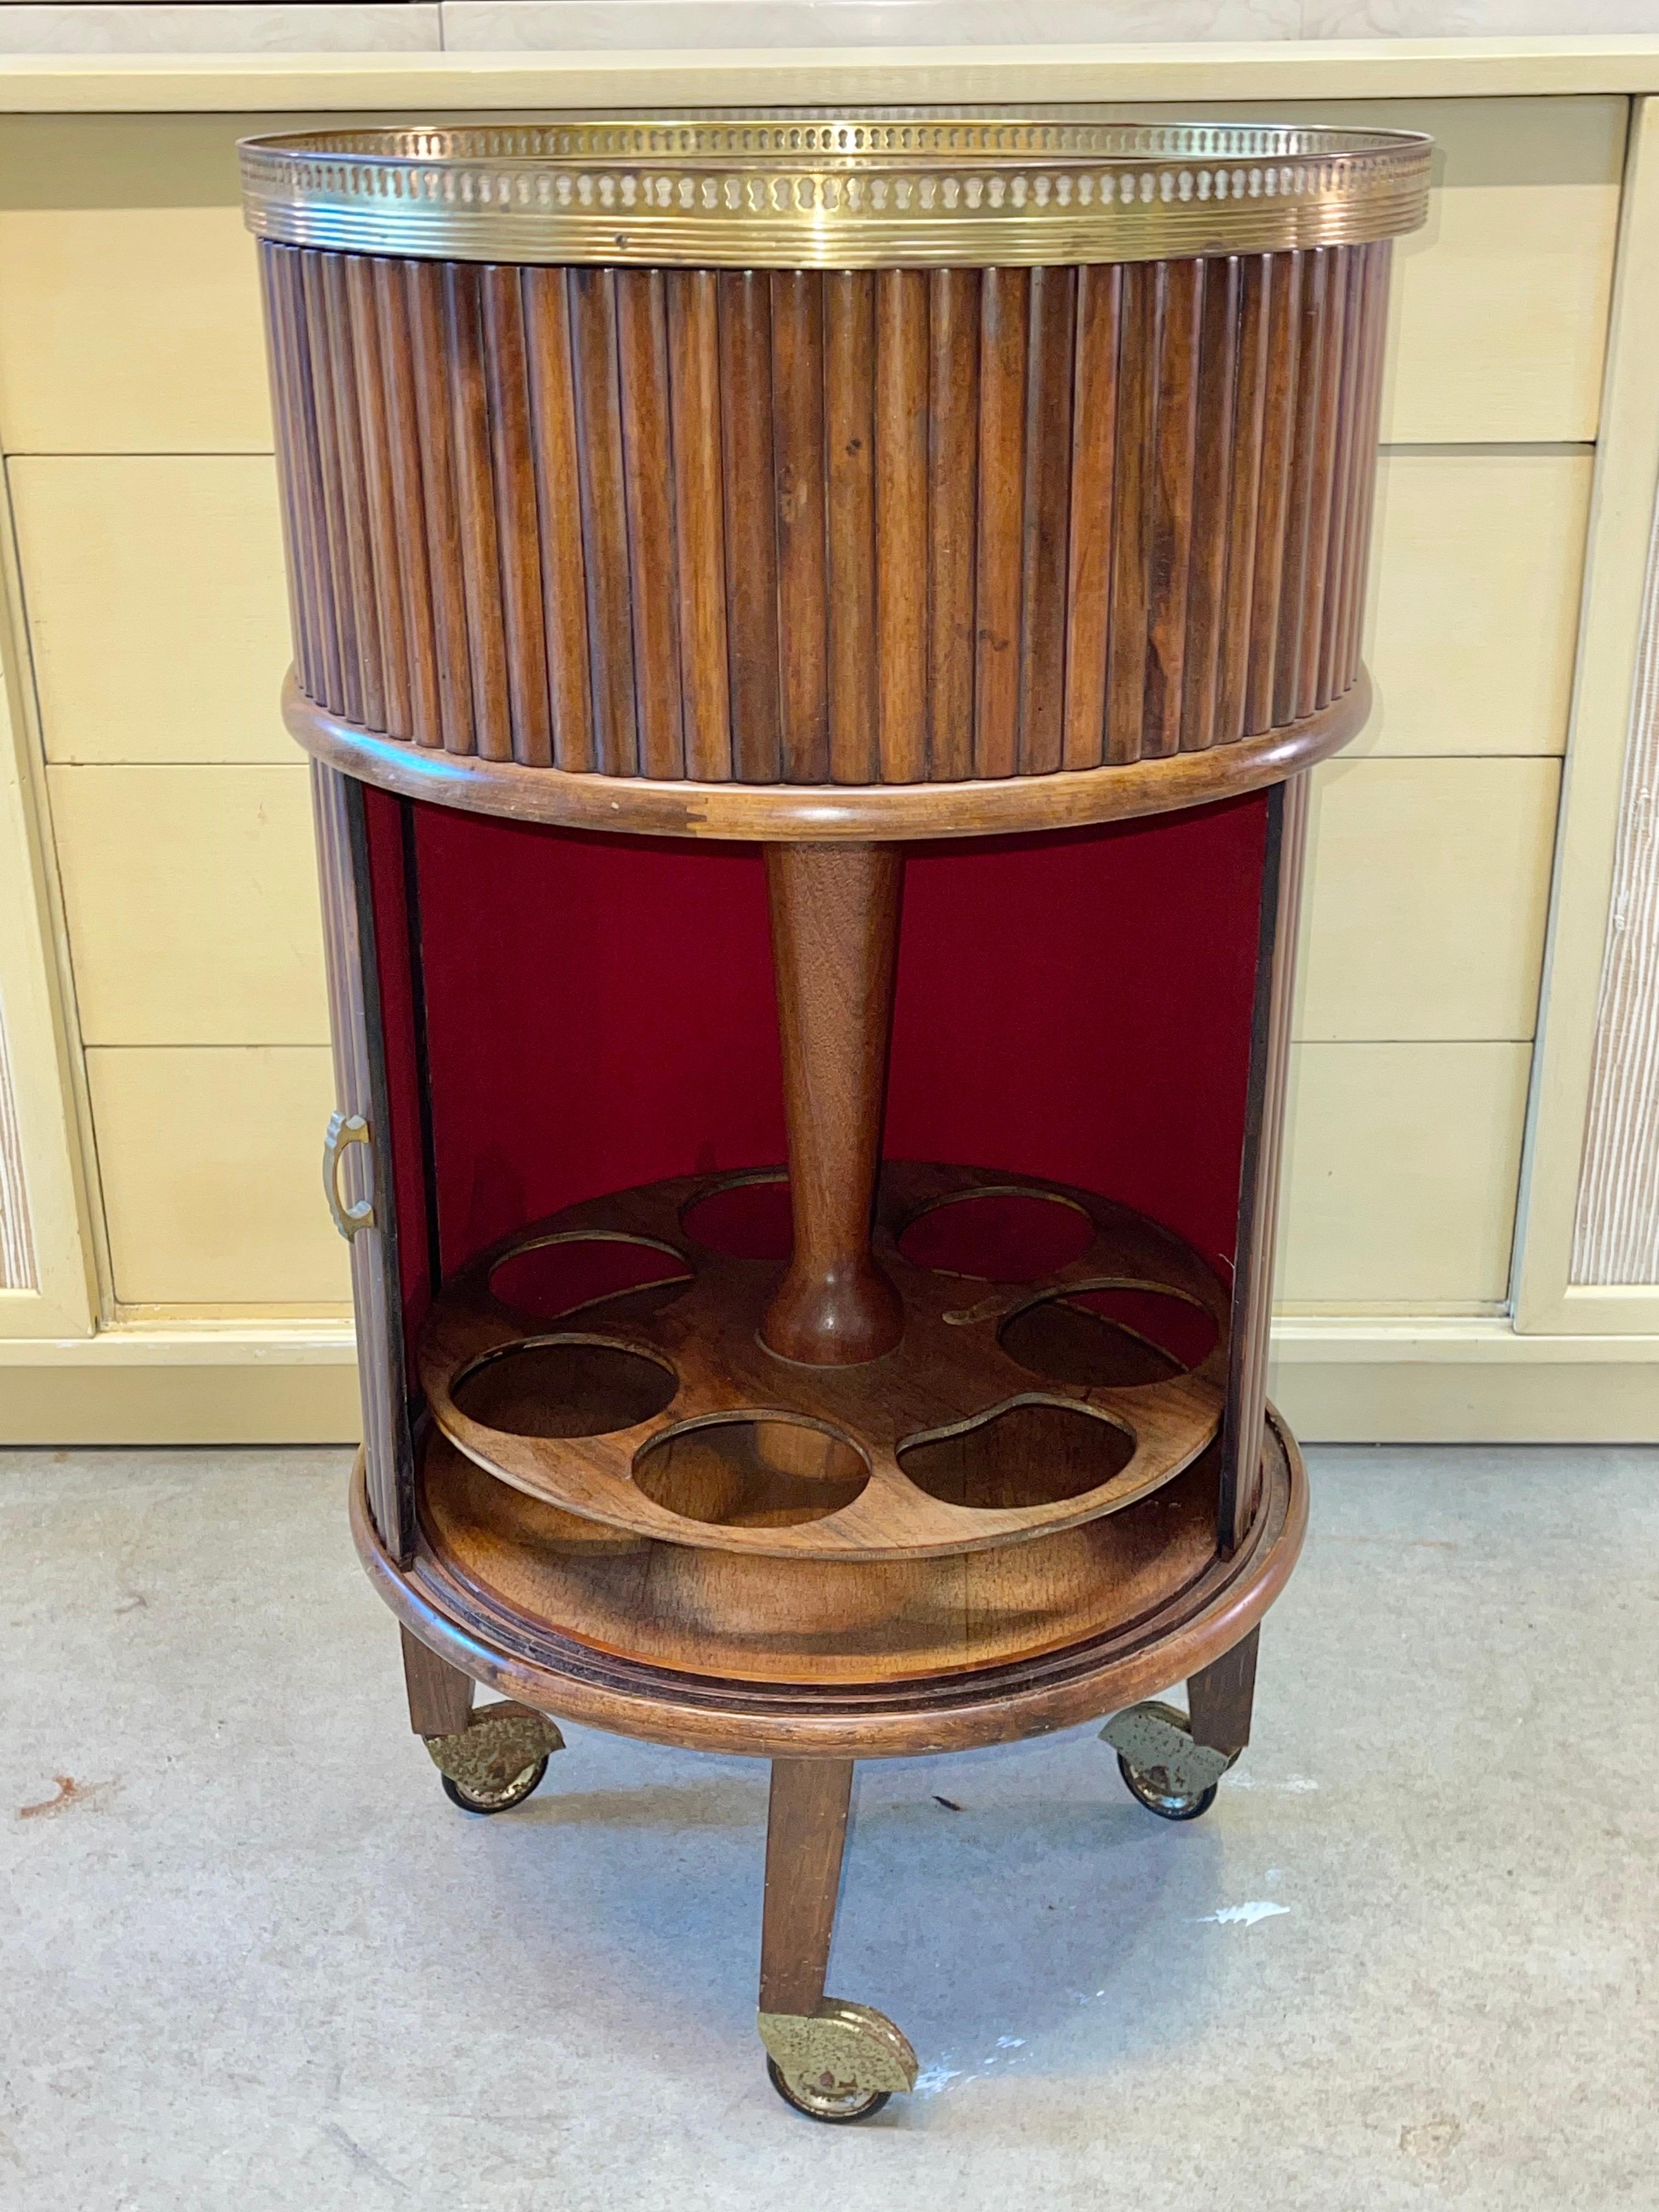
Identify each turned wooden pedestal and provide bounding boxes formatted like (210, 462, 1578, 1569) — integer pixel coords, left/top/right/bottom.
(246, 112, 1429, 2124)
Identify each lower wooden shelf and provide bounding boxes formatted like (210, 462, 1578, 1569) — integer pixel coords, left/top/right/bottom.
(354, 1410, 1306, 1759)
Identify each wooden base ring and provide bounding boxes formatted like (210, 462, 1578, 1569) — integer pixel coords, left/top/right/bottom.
(351, 1406, 1306, 1760)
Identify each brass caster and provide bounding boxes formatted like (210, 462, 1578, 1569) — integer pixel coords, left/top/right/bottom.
(1101, 1698, 1238, 1822)
(424, 1701, 564, 1815)
(758, 2000, 917, 2124)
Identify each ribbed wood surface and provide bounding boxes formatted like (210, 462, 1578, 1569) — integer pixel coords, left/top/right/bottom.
(263, 240, 1390, 785)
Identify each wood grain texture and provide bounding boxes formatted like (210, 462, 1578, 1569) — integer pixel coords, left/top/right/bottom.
(1186, 1623, 1259, 1756)
(405, 258, 475, 757)
(352, 1412, 1308, 1758)
(264, 239, 1389, 791)
(771, 270, 831, 786)
(826, 270, 878, 786)
(415, 1161, 1230, 1562)
(522, 265, 597, 775)
(400, 1622, 473, 1736)
(480, 263, 554, 769)
(288, 669, 1369, 842)
(761, 845, 905, 1367)
(760, 1760, 853, 2013)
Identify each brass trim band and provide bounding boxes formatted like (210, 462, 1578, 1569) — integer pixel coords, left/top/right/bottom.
(240, 117, 1431, 269)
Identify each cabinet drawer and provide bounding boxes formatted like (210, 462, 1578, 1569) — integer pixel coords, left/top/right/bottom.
(1280, 1041, 1531, 1309)
(12, 456, 293, 764)
(49, 764, 328, 1046)
(1296, 756, 1560, 1044)
(0, 115, 269, 455)
(1357, 450, 1591, 760)
(1288, 95, 1623, 443)
(87, 1045, 349, 1306)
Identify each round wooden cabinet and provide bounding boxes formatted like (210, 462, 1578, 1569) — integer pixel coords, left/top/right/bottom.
(243, 115, 1430, 2125)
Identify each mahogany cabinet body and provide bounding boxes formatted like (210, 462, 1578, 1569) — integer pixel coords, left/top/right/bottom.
(260, 133, 1413, 2095)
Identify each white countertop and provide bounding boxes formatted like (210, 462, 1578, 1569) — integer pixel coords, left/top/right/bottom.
(3, 33, 1659, 111)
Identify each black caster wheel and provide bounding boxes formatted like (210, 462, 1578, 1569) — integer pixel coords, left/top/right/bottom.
(766, 2056, 891, 2125)
(439, 1754, 549, 1815)
(1115, 1753, 1218, 1822)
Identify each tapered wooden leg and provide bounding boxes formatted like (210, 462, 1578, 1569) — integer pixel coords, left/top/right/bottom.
(757, 1758, 917, 2121)
(759, 1758, 854, 2015)
(1187, 1625, 1260, 1757)
(401, 1624, 473, 1736)
(760, 843, 905, 1367)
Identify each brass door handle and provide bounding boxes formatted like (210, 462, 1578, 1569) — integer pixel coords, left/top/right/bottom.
(323, 1110, 375, 1240)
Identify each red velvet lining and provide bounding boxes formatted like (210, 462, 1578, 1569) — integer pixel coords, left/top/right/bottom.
(383, 792, 1268, 1312)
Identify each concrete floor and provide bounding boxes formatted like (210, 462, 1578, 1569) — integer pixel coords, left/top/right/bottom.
(2, 1444, 1655, 2211)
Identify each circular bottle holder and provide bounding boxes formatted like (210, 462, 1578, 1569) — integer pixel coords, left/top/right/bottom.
(419, 1160, 1230, 1561)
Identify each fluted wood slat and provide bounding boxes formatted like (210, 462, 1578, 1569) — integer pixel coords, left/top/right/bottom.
(926, 267, 980, 783)
(826, 270, 878, 786)
(569, 267, 637, 778)
(974, 266, 1029, 781)
(1273, 247, 1328, 731)
(1215, 253, 1271, 749)
(720, 271, 783, 786)
(1104, 260, 1158, 768)
(372, 257, 442, 749)
(876, 269, 930, 786)
(1146, 257, 1203, 761)
(771, 270, 831, 786)
(444, 264, 513, 765)
(345, 256, 411, 744)
(321, 253, 385, 736)
(616, 269, 685, 781)
(300, 250, 360, 726)
(405, 259, 475, 756)
(1017, 264, 1076, 778)
(1245, 252, 1301, 741)
(1317, 243, 1368, 711)
(259, 247, 313, 701)
(522, 266, 596, 774)
(263, 238, 1391, 788)
(1298, 247, 1350, 724)
(1182, 256, 1240, 755)
(481, 263, 554, 769)
(1061, 262, 1120, 773)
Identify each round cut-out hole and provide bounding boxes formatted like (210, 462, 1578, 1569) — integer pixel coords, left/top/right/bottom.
(634, 1417, 867, 1528)
(452, 1339, 677, 1439)
(898, 1400, 1134, 1510)
(680, 1177, 793, 1261)
(897, 1190, 1093, 1282)
(490, 1234, 691, 1322)
(1000, 1285, 1217, 1387)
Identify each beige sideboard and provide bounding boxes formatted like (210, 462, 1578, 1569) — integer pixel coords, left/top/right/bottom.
(2, 40, 1658, 1442)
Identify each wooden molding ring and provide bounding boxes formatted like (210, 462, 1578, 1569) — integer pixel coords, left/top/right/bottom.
(286, 668, 1368, 842)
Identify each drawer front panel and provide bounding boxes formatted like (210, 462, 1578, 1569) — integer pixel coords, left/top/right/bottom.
(86, 1045, 349, 1305)
(48, 764, 328, 1046)
(1280, 1040, 1532, 1308)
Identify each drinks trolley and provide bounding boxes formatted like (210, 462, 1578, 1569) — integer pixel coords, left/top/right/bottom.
(241, 114, 1429, 2121)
